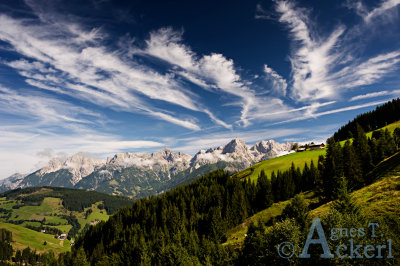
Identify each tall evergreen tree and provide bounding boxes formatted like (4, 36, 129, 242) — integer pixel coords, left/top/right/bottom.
(270, 171, 278, 202)
(256, 170, 273, 210)
(394, 127, 400, 149)
(353, 123, 374, 177)
(332, 176, 361, 216)
(342, 140, 363, 189)
(322, 138, 343, 200)
(309, 160, 319, 189)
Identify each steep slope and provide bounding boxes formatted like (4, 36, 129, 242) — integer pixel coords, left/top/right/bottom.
(233, 119, 400, 183)
(226, 150, 400, 248)
(311, 150, 400, 219)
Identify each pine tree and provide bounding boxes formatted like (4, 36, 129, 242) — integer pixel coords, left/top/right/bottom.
(282, 194, 309, 228)
(394, 127, 400, 149)
(270, 171, 278, 202)
(332, 176, 360, 215)
(342, 140, 363, 189)
(322, 138, 344, 200)
(302, 162, 311, 190)
(353, 123, 374, 177)
(309, 160, 319, 189)
(256, 170, 273, 210)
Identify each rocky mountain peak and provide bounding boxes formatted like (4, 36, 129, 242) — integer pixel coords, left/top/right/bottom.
(222, 138, 248, 154)
(39, 157, 63, 175)
(251, 140, 276, 153)
(38, 152, 105, 185)
(1, 137, 293, 195)
(151, 148, 192, 163)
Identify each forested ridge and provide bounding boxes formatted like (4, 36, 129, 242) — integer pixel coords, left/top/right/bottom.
(333, 98, 400, 141)
(1, 187, 132, 214)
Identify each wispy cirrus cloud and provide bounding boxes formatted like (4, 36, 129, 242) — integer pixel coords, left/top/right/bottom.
(0, 83, 165, 177)
(0, 13, 205, 130)
(345, 0, 400, 23)
(144, 27, 257, 127)
(350, 89, 400, 101)
(143, 27, 301, 127)
(264, 64, 288, 96)
(263, 1, 400, 103)
(271, 99, 391, 125)
(0, 86, 99, 125)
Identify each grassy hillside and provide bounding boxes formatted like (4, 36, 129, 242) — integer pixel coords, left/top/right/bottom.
(222, 191, 319, 248)
(233, 149, 325, 182)
(366, 120, 400, 138)
(0, 187, 132, 254)
(0, 222, 71, 253)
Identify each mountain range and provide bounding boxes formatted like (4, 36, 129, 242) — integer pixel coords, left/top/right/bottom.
(0, 138, 293, 198)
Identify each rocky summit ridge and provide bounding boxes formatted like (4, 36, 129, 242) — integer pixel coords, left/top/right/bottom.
(1, 138, 293, 197)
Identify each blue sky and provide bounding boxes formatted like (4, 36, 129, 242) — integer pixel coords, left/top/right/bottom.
(1, 0, 400, 178)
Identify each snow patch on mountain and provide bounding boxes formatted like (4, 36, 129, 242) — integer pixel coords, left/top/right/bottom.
(190, 138, 293, 170)
(2, 138, 293, 194)
(37, 152, 105, 185)
(107, 148, 192, 177)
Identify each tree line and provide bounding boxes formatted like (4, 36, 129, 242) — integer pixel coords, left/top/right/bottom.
(333, 98, 400, 141)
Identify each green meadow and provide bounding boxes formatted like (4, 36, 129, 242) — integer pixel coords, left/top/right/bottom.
(233, 149, 325, 182)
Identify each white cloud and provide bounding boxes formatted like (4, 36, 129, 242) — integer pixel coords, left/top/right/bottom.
(144, 28, 262, 127)
(0, 14, 206, 130)
(0, 82, 167, 178)
(350, 89, 400, 101)
(145, 28, 196, 70)
(144, 28, 321, 128)
(272, 0, 400, 103)
(264, 64, 288, 96)
(0, 86, 99, 125)
(272, 99, 391, 125)
(364, 0, 400, 23)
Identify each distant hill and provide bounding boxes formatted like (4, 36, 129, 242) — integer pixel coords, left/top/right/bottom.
(0, 187, 132, 253)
